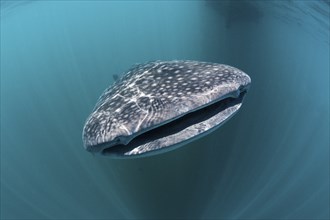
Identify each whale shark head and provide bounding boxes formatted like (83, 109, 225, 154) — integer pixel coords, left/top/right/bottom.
(82, 60, 251, 158)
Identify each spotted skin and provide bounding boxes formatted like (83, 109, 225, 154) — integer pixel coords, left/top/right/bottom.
(83, 60, 251, 157)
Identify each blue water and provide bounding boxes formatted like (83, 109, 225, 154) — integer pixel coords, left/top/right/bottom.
(1, 1, 329, 219)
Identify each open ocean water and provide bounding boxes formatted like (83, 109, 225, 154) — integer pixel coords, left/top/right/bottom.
(1, 1, 329, 219)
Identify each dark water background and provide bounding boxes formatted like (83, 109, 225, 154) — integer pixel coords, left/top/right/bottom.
(1, 1, 329, 219)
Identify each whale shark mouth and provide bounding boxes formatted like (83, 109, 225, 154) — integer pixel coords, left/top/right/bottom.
(100, 90, 247, 157)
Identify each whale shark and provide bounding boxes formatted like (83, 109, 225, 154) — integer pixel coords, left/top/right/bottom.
(83, 60, 251, 157)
